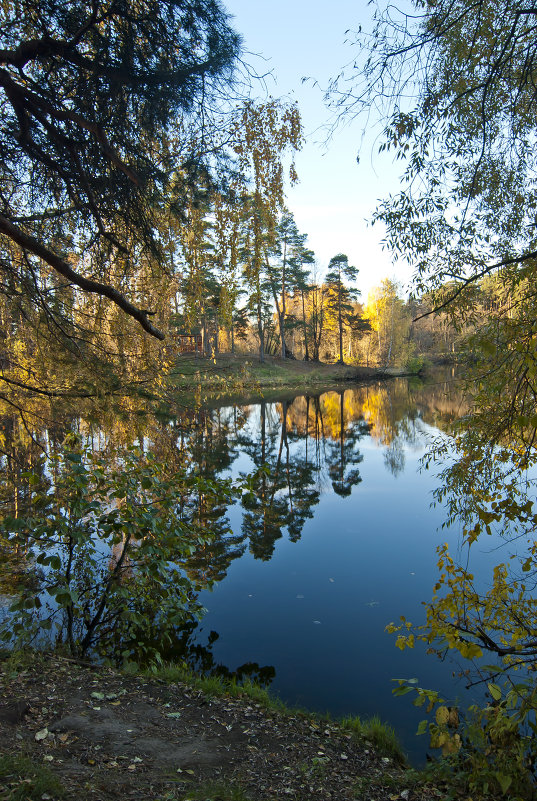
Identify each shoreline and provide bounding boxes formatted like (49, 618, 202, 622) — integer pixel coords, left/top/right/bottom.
(0, 649, 441, 801)
(167, 353, 424, 407)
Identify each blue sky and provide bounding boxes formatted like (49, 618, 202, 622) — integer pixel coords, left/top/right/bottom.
(223, 0, 412, 299)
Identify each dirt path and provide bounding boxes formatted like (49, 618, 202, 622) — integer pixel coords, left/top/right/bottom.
(0, 654, 439, 800)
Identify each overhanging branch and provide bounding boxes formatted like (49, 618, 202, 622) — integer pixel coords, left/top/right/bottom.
(413, 248, 537, 321)
(0, 215, 165, 339)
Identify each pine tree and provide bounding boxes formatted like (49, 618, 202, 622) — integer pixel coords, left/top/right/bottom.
(324, 254, 360, 364)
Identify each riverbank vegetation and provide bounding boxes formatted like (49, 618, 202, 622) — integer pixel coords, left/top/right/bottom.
(0, 649, 445, 801)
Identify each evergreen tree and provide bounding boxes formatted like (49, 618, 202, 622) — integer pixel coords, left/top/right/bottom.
(324, 254, 360, 364)
(265, 210, 312, 359)
(0, 0, 241, 403)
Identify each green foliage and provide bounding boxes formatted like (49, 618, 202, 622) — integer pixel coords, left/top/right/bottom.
(404, 355, 427, 375)
(0, 435, 237, 660)
(324, 253, 360, 364)
(333, 1, 537, 295)
(392, 677, 537, 799)
(0, 753, 65, 800)
(0, 0, 241, 345)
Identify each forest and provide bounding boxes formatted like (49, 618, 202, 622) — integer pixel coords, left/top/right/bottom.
(2, 0, 537, 798)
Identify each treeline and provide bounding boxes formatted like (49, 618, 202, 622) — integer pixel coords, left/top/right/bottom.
(170, 194, 518, 368)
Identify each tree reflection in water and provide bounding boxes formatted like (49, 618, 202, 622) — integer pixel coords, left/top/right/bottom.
(0, 373, 466, 661)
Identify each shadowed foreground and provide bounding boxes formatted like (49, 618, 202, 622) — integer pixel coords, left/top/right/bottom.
(0, 653, 441, 800)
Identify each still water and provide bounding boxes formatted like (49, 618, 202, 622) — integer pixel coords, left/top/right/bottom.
(175, 374, 505, 763)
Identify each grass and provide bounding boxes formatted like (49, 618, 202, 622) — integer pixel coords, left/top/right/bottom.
(156, 779, 252, 801)
(0, 754, 65, 800)
(141, 660, 289, 714)
(0, 647, 41, 678)
(179, 781, 251, 800)
(339, 714, 407, 766)
(167, 353, 366, 392)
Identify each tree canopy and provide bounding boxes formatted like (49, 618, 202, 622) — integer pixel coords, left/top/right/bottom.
(330, 3, 537, 786)
(0, 0, 241, 342)
(330, 0, 537, 297)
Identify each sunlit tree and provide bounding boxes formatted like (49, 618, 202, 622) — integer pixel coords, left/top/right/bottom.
(324, 254, 360, 364)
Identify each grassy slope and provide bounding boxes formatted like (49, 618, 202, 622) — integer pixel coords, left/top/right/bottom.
(166, 353, 410, 406)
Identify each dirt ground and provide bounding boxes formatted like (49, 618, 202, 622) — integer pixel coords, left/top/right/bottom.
(0, 653, 442, 801)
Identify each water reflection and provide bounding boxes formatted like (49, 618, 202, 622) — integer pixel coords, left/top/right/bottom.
(0, 373, 466, 599)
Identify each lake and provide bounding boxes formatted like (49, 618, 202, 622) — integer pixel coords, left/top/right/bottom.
(0, 370, 509, 763)
(166, 373, 506, 763)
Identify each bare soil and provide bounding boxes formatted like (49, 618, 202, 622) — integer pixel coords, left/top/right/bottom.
(0, 653, 441, 801)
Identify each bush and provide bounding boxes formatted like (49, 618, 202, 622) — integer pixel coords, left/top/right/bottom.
(393, 677, 537, 799)
(0, 435, 236, 661)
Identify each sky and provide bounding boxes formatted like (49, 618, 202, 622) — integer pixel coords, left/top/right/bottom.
(223, 0, 412, 300)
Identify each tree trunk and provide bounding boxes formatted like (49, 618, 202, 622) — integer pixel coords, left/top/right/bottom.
(385, 297, 395, 367)
(338, 288, 344, 364)
(257, 306, 265, 363)
(301, 288, 309, 360)
(213, 322, 219, 356)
